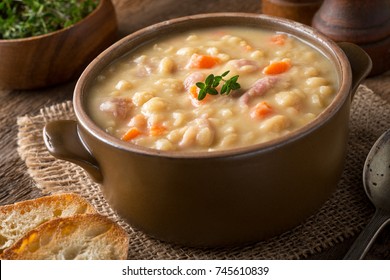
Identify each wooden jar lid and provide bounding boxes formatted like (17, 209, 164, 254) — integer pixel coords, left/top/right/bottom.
(261, 0, 323, 26)
(312, 0, 390, 76)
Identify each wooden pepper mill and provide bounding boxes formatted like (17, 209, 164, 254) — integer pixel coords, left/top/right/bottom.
(261, 0, 324, 26)
(312, 0, 390, 76)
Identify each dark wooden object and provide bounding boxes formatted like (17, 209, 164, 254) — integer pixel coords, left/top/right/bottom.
(312, 0, 390, 76)
(261, 0, 323, 25)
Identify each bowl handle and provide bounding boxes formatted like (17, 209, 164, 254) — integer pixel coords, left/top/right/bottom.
(338, 42, 372, 97)
(43, 120, 103, 183)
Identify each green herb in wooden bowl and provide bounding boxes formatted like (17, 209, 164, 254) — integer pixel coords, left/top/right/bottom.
(0, 0, 117, 90)
(0, 0, 98, 39)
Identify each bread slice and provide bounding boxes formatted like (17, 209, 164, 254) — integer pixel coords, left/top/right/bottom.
(0, 193, 96, 253)
(0, 214, 129, 260)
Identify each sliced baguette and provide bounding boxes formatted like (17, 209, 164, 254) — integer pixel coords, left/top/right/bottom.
(0, 214, 129, 260)
(0, 193, 96, 253)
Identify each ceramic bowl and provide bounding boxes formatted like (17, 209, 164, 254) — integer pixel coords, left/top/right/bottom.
(0, 0, 117, 90)
(43, 13, 372, 247)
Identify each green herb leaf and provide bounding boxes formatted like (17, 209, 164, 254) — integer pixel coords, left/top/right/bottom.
(196, 82, 205, 89)
(207, 88, 219, 95)
(220, 83, 228, 95)
(221, 70, 230, 77)
(195, 71, 241, 100)
(197, 89, 207, 101)
(212, 76, 222, 87)
(205, 74, 214, 86)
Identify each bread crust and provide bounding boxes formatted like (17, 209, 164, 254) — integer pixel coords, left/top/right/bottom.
(0, 214, 129, 260)
(0, 193, 96, 253)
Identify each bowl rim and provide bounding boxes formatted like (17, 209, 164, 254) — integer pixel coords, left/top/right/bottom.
(0, 0, 108, 43)
(74, 12, 352, 159)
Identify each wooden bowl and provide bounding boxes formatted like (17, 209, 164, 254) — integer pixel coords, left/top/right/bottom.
(0, 0, 118, 90)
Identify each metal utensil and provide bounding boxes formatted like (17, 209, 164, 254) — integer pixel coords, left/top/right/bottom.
(344, 128, 390, 259)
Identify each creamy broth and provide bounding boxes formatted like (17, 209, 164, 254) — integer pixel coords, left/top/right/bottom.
(87, 26, 338, 152)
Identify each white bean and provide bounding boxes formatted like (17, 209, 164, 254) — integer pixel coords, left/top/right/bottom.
(250, 50, 264, 59)
(224, 126, 236, 134)
(176, 47, 198, 56)
(180, 126, 198, 147)
(158, 57, 176, 74)
(275, 90, 305, 109)
(167, 128, 185, 143)
(303, 51, 316, 61)
(220, 133, 238, 147)
(319, 85, 334, 98)
(154, 78, 183, 92)
(141, 97, 167, 115)
(240, 65, 258, 73)
(306, 77, 328, 88)
(133, 55, 147, 63)
(304, 113, 316, 121)
(311, 94, 323, 108)
(217, 53, 230, 62)
(227, 36, 241, 44)
(206, 47, 219, 56)
(303, 67, 319, 77)
(132, 91, 154, 107)
(242, 131, 255, 143)
(219, 109, 233, 118)
(260, 115, 290, 133)
(155, 139, 174, 151)
(115, 80, 133, 91)
(186, 35, 198, 41)
(172, 112, 185, 126)
(196, 126, 214, 147)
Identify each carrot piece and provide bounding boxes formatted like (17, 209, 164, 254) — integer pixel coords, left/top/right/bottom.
(244, 44, 253, 51)
(188, 85, 210, 106)
(187, 54, 220, 69)
(270, 34, 287, 46)
(121, 127, 142, 141)
(251, 101, 273, 119)
(263, 60, 291, 75)
(150, 124, 167, 137)
(189, 84, 199, 99)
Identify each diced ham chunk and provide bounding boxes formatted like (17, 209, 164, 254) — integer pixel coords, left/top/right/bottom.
(183, 72, 205, 90)
(99, 97, 133, 120)
(239, 76, 278, 106)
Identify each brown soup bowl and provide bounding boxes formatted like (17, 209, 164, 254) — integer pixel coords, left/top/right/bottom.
(43, 13, 372, 247)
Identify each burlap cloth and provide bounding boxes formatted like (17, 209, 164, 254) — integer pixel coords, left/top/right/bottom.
(16, 85, 389, 259)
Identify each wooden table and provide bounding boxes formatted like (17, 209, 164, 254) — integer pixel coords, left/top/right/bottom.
(0, 0, 389, 259)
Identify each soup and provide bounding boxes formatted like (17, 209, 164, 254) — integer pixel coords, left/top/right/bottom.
(87, 26, 338, 152)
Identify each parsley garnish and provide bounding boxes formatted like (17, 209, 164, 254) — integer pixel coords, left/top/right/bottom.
(195, 71, 241, 100)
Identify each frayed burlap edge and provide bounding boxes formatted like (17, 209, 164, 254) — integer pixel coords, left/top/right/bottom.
(16, 85, 389, 259)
